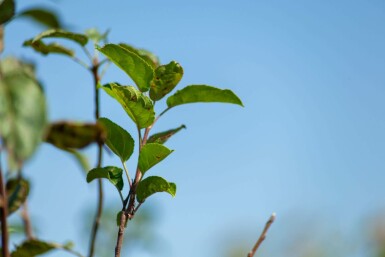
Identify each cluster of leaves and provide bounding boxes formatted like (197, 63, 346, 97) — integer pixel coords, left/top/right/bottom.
(0, 0, 243, 256)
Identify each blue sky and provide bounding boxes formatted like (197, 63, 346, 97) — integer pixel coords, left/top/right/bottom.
(4, 0, 385, 256)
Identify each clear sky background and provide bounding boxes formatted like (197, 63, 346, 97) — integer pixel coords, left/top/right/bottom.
(4, 0, 385, 256)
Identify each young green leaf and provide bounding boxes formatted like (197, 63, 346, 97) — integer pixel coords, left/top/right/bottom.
(87, 166, 124, 191)
(98, 117, 134, 162)
(150, 61, 183, 101)
(139, 143, 173, 174)
(85, 28, 109, 44)
(18, 8, 62, 28)
(147, 125, 186, 144)
(11, 240, 56, 257)
(45, 121, 106, 149)
(97, 44, 154, 92)
(119, 43, 160, 68)
(23, 39, 74, 56)
(166, 85, 243, 108)
(102, 83, 155, 128)
(136, 176, 176, 203)
(6, 178, 29, 216)
(30, 29, 88, 46)
(0, 0, 15, 25)
(0, 58, 47, 169)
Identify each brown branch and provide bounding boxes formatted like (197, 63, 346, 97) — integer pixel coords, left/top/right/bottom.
(20, 200, 34, 240)
(88, 61, 104, 257)
(114, 212, 128, 257)
(247, 213, 276, 257)
(0, 160, 10, 257)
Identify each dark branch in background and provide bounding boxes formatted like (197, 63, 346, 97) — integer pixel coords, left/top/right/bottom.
(247, 213, 276, 257)
(0, 153, 10, 257)
(21, 201, 34, 240)
(88, 58, 104, 257)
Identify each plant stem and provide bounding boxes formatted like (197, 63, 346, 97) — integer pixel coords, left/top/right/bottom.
(0, 155, 9, 257)
(122, 161, 132, 188)
(113, 107, 171, 257)
(21, 200, 34, 240)
(247, 213, 276, 257)
(88, 61, 104, 257)
(114, 211, 127, 257)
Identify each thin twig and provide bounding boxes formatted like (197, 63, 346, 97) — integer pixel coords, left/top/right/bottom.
(0, 154, 10, 257)
(122, 161, 132, 188)
(247, 213, 276, 257)
(82, 46, 93, 62)
(71, 56, 89, 69)
(20, 200, 34, 240)
(87, 61, 104, 257)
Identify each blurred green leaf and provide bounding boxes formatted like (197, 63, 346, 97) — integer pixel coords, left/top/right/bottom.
(6, 178, 29, 216)
(119, 43, 160, 68)
(45, 121, 106, 149)
(85, 28, 109, 44)
(167, 85, 243, 108)
(136, 176, 176, 203)
(0, 57, 47, 168)
(150, 61, 183, 101)
(147, 125, 186, 144)
(87, 166, 124, 191)
(98, 117, 134, 162)
(139, 143, 173, 174)
(0, 0, 15, 25)
(102, 83, 155, 128)
(18, 8, 62, 28)
(11, 239, 56, 257)
(97, 44, 154, 92)
(23, 39, 73, 56)
(30, 29, 88, 46)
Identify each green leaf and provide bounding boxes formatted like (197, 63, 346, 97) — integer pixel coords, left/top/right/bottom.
(23, 39, 74, 56)
(0, 0, 15, 25)
(6, 178, 29, 216)
(85, 28, 109, 44)
(147, 125, 186, 144)
(139, 143, 173, 174)
(136, 176, 176, 203)
(119, 43, 160, 68)
(87, 166, 124, 191)
(166, 85, 243, 108)
(11, 240, 56, 257)
(0, 58, 47, 168)
(98, 117, 134, 162)
(45, 121, 106, 149)
(150, 61, 183, 101)
(102, 83, 155, 128)
(97, 44, 154, 92)
(18, 8, 62, 28)
(30, 29, 88, 46)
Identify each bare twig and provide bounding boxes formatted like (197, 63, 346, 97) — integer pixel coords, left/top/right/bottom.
(21, 200, 34, 240)
(247, 213, 276, 257)
(87, 61, 104, 257)
(0, 156, 9, 257)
